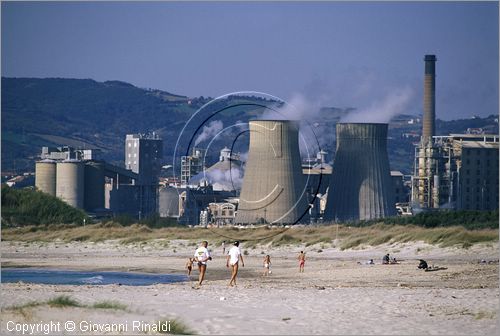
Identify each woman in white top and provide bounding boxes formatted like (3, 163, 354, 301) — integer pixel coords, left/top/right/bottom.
(226, 241, 244, 287)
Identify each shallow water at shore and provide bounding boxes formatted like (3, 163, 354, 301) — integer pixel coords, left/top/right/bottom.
(1, 268, 188, 286)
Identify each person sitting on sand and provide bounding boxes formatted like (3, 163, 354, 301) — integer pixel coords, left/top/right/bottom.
(226, 241, 244, 286)
(382, 253, 390, 264)
(390, 257, 399, 264)
(263, 255, 271, 276)
(194, 241, 212, 287)
(418, 259, 428, 270)
(298, 251, 306, 273)
(185, 258, 194, 276)
(366, 259, 374, 265)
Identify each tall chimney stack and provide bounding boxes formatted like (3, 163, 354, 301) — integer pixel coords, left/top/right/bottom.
(422, 54, 436, 145)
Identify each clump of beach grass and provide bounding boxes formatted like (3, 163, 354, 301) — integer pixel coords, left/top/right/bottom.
(157, 318, 194, 335)
(47, 295, 81, 308)
(91, 300, 127, 310)
(4, 296, 128, 315)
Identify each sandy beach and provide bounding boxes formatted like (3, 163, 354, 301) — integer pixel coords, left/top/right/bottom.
(1, 239, 499, 335)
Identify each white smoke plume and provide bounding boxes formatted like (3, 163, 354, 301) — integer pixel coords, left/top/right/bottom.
(340, 87, 415, 123)
(260, 93, 321, 121)
(205, 167, 244, 191)
(194, 120, 224, 146)
(259, 93, 328, 159)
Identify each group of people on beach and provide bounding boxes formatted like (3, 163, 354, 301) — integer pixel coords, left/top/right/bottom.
(186, 241, 306, 287)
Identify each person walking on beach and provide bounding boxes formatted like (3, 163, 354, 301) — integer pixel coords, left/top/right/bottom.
(298, 251, 306, 273)
(194, 241, 212, 287)
(222, 241, 226, 255)
(263, 255, 271, 276)
(226, 241, 244, 286)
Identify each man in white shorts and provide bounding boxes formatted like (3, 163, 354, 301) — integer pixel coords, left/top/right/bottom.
(226, 241, 244, 287)
(194, 241, 212, 287)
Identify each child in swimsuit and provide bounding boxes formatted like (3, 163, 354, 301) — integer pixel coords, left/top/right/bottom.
(186, 258, 194, 276)
(298, 251, 305, 273)
(263, 255, 271, 276)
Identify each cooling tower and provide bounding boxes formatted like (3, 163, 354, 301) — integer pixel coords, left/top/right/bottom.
(84, 161, 105, 211)
(56, 160, 85, 209)
(235, 120, 308, 224)
(422, 54, 436, 145)
(35, 160, 56, 196)
(325, 123, 396, 221)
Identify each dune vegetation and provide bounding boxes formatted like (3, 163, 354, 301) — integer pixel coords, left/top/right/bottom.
(2, 221, 497, 250)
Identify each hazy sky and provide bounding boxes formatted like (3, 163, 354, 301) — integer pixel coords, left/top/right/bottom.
(2, 1, 498, 120)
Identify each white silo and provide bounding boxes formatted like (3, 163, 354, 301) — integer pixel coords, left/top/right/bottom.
(325, 123, 396, 221)
(56, 160, 85, 209)
(35, 159, 57, 196)
(235, 120, 309, 224)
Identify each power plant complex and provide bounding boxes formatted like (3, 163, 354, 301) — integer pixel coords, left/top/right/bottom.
(32, 54, 498, 224)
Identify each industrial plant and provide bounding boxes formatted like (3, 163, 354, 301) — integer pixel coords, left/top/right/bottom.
(31, 54, 498, 225)
(410, 55, 499, 211)
(35, 133, 163, 218)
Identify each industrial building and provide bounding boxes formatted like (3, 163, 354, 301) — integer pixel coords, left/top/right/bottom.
(180, 148, 206, 185)
(204, 202, 237, 226)
(412, 134, 499, 211)
(35, 133, 163, 218)
(189, 147, 243, 191)
(325, 123, 396, 221)
(35, 148, 138, 213)
(124, 133, 163, 216)
(411, 54, 499, 211)
(178, 184, 236, 225)
(235, 120, 309, 224)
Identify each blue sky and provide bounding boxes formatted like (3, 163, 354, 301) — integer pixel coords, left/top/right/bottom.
(2, 1, 498, 120)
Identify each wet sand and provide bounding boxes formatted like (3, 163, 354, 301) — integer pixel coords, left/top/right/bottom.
(1, 240, 499, 335)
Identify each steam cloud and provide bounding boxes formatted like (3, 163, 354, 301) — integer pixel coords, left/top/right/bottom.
(194, 120, 224, 146)
(260, 93, 330, 159)
(204, 167, 244, 191)
(340, 87, 415, 123)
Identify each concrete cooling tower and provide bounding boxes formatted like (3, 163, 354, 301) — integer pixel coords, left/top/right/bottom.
(235, 120, 309, 224)
(325, 123, 396, 221)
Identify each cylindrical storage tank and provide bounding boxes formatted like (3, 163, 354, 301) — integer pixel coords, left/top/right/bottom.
(235, 120, 309, 224)
(159, 186, 180, 218)
(325, 123, 396, 221)
(35, 160, 56, 196)
(56, 160, 84, 209)
(84, 161, 105, 211)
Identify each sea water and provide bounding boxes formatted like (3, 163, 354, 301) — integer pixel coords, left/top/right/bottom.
(1, 268, 188, 286)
